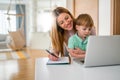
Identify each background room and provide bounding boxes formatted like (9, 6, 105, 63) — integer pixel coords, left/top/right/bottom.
(0, 0, 120, 80)
(0, 0, 120, 50)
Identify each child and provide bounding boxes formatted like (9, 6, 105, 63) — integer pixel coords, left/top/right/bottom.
(68, 13, 94, 59)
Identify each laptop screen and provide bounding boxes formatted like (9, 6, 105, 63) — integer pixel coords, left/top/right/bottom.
(84, 35, 120, 67)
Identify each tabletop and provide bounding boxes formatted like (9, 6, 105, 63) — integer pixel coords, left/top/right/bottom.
(35, 58, 120, 80)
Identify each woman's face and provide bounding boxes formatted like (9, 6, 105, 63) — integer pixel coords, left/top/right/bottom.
(57, 13, 73, 31)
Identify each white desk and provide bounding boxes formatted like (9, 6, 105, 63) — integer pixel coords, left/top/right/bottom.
(35, 58, 120, 80)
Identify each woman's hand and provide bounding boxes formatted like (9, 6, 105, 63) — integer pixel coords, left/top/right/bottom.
(74, 48, 85, 54)
(48, 54, 59, 61)
(68, 48, 85, 58)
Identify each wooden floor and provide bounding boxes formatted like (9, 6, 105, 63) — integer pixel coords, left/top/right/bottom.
(0, 48, 48, 80)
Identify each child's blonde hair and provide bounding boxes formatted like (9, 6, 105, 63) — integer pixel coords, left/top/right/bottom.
(75, 14, 94, 28)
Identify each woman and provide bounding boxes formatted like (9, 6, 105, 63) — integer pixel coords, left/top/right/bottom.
(49, 7, 95, 61)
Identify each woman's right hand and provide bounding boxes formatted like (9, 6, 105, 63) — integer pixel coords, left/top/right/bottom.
(48, 54, 59, 61)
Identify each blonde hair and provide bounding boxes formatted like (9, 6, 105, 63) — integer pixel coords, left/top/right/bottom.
(50, 7, 75, 56)
(76, 14, 94, 28)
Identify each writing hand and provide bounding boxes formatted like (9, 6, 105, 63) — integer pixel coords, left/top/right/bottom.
(46, 49, 59, 61)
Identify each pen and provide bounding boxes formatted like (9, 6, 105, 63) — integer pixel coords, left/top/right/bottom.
(46, 49, 59, 58)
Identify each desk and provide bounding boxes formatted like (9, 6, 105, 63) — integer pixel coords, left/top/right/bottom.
(35, 58, 120, 80)
(0, 49, 48, 80)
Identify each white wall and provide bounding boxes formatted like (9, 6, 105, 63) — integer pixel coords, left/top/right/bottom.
(99, 0, 111, 35)
(66, 0, 74, 16)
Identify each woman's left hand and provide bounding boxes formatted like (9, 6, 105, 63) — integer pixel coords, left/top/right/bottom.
(68, 48, 85, 58)
(74, 48, 85, 54)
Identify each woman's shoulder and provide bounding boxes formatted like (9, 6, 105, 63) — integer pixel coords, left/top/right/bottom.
(91, 27, 96, 35)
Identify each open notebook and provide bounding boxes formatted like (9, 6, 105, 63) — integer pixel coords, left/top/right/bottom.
(47, 57, 70, 65)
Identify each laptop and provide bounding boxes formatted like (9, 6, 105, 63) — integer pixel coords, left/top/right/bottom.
(84, 35, 120, 67)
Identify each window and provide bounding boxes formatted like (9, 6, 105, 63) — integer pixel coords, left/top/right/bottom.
(0, 10, 16, 34)
(37, 10, 52, 32)
(36, 0, 67, 32)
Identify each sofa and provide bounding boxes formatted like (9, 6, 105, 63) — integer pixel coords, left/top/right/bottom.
(29, 32, 51, 50)
(0, 34, 9, 49)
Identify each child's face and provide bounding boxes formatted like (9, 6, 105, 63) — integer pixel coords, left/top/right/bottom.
(76, 25, 92, 39)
